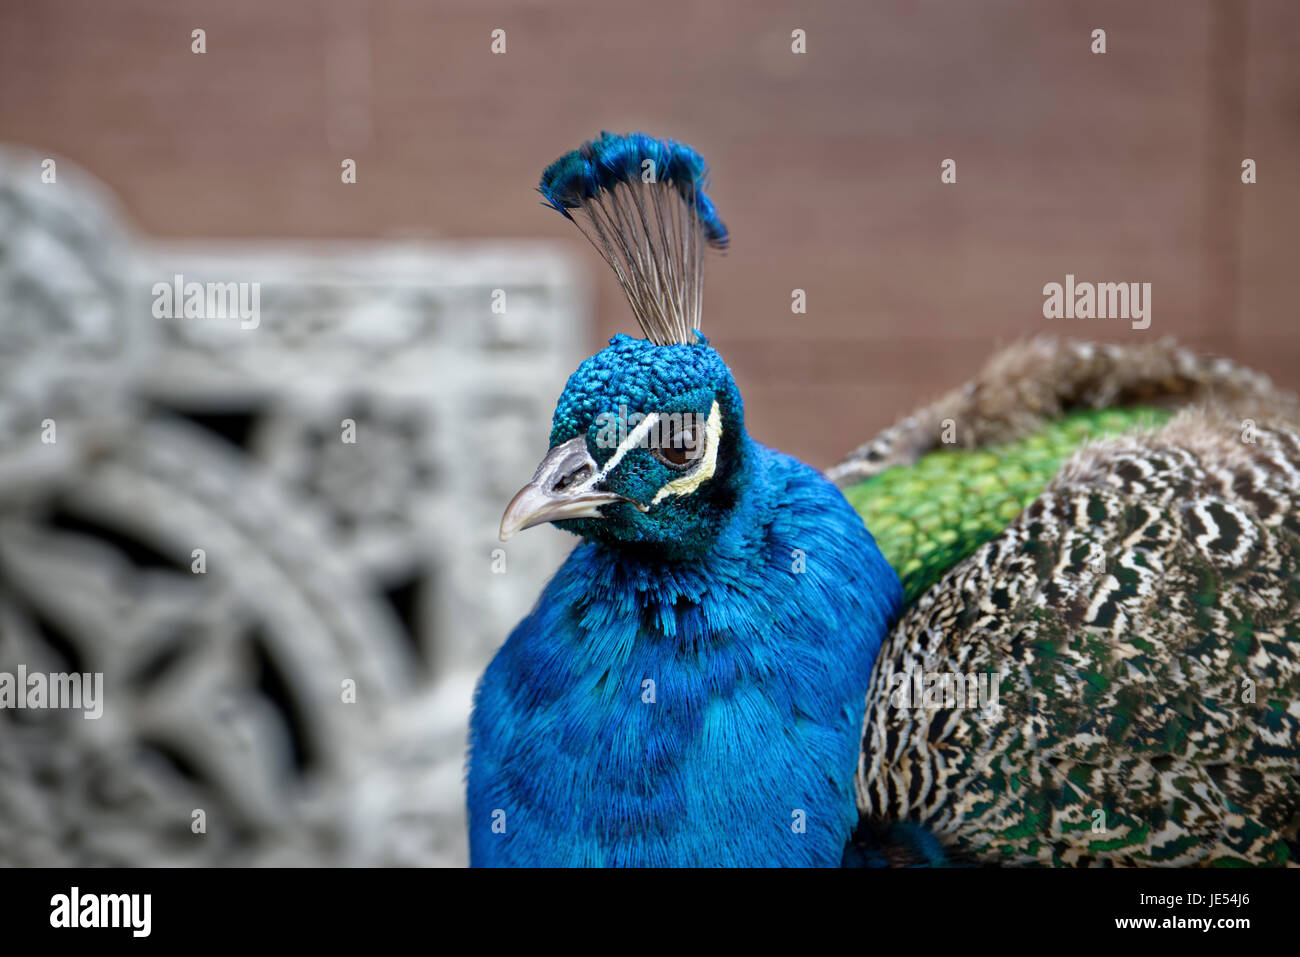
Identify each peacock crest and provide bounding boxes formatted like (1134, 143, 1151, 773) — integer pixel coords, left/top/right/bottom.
(538, 132, 728, 347)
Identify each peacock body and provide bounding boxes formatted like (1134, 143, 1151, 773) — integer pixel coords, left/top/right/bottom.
(840, 340, 1300, 866)
(466, 132, 1300, 867)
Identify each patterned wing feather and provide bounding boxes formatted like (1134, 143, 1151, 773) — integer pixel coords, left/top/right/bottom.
(856, 412, 1300, 865)
(843, 408, 1169, 603)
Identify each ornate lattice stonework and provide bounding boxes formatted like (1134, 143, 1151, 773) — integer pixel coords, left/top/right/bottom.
(0, 148, 588, 866)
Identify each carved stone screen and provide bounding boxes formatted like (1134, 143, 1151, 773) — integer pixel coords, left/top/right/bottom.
(0, 148, 588, 866)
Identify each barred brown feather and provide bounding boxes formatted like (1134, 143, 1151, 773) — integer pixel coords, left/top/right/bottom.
(847, 340, 1300, 866)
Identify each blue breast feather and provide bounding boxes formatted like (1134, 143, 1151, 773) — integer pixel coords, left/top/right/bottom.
(467, 440, 903, 866)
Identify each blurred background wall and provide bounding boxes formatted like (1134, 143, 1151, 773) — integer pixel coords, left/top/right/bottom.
(0, 0, 1297, 867)
(4, 0, 1297, 467)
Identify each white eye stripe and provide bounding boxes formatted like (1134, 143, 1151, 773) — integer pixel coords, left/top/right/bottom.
(597, 412, 662, 481)
(652, 401, 722, 505)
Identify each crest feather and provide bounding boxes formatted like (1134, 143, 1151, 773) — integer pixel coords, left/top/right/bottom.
(539, 132, 727, 346)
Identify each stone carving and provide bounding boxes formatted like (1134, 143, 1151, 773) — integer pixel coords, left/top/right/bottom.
(0, 148, 587, 866)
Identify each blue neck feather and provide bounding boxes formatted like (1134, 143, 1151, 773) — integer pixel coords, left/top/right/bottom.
(468, 433, 903, 866)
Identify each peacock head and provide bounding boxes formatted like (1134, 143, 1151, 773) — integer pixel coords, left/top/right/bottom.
(498, 132, 742, 557)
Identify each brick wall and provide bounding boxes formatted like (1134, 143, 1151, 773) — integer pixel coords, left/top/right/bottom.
(2, 0, 1296, 467)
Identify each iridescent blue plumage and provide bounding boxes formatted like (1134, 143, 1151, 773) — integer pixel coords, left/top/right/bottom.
(467, 336, 903, 866)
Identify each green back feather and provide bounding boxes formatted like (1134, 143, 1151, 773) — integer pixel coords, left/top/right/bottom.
(843, 407, 1171, 603)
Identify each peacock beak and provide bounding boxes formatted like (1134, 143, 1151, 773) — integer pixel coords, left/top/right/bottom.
(498, 436, 639, 541)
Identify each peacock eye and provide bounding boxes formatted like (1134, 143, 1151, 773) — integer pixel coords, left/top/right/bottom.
(653, 423, 703, 469)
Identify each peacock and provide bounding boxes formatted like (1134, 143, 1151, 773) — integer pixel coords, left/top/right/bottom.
(466, 132, 1300, 867)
